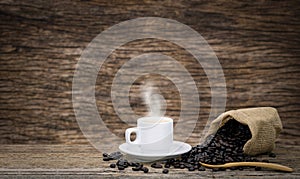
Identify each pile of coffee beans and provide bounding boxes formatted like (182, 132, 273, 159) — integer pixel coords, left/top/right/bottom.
(181, 119, 255, 165)
(108, 158, 150, 173)
(103, 119, 277, 173)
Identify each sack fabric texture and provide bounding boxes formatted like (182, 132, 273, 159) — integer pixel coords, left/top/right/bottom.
(205, 107, 282, 156)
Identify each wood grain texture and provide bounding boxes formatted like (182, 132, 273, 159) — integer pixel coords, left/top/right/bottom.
(0, 0, 299, 145)
(0, 144, 299, 178)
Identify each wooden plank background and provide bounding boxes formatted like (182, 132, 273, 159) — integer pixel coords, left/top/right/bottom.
(0, 0, 299, 145)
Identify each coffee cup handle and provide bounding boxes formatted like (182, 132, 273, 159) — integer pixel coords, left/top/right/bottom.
(125, 127, 140, 144)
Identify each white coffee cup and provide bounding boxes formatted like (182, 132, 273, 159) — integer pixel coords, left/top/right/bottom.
(125, 116, 173, 153)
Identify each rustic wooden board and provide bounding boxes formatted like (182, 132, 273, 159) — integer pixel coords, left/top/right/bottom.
(0, 0, 299, 147)
(0, 144, 299, 178)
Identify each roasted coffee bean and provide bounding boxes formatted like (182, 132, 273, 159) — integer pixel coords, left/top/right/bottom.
(262, 159, 269, 163)
(180, 164, 185, 169)
(167, 158, 175, 164)
(109, 163, 116, 168)
(164, 164, 170, 168)
(132, 162, 140, 167)
(142, 167, 149, 173)
(268, 153, 276, 158)
(118, 166, 125, 170)
(102, 153, 109, 157)
(116, 159, 128, 166)
(138, 164, 143, 169)
(131, 163, 142, 170)
(103, 157, 110, 161)
(132, 167, 140, 171)
(162, 169, 169, 174)
(225, 157, 233, 163)
(188, 167, 195, 171)
(184, 163, 192, 168)
(127, 162, 134, 167)
(151, 163, 163, 168)
(225, 148, 231, 152)
(173, 164, 180, 168)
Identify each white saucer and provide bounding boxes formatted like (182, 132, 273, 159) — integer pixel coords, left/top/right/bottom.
(119, 141, 191, 162)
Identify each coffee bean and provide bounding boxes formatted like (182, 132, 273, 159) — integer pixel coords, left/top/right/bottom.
(102, 153, 109, 157)
(109, 163, 116, 168)
(132, 167, 140, 171)
(225, 157, 233, 163)
(162, 169, 169, 174)
(116, 159, 128, 166)
(225, 148, 231, 152)
(103, 157, 110, 161)
(180, 164, 185, 169)
(184, 163, 192, 168)
(164, 164, 170, 168)
(188, 167, 195, 171)
(127, 162, 134, 167)
(132, 163, 142, 170)
(173, 164, 180, 168)
(262, 159, 269, 163)
(118, 166, 125, 170)
(132, 162, 140, 167)
(167, 158, 175, 164)
(142, 167, 149, 173)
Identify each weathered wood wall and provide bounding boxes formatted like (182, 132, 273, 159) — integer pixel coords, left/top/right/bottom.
(0, 0, 299, 144)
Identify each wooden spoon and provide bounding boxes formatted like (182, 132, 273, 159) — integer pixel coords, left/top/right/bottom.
(200, 162, 293, 172)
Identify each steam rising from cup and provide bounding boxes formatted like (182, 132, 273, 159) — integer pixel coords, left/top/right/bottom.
(141, 82, 166, 118)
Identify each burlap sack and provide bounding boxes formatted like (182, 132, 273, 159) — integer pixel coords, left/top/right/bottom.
(205, 107, 282, 155)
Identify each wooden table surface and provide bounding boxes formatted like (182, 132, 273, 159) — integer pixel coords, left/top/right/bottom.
(0, 143, 299, 178)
